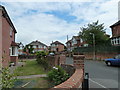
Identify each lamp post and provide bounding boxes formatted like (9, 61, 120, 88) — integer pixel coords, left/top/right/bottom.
(90, 33, 95, 60)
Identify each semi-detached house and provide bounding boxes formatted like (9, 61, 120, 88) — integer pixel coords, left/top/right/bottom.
(0, 5, 18, 67)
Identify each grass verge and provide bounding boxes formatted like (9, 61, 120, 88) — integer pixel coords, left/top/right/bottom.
(15, 60, 46, 76)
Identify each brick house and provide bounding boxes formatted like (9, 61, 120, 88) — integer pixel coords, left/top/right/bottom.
(0, 5, 18, 67)
(66, 36, 88, 52)
(27, 40, 48, 53)
(50, 41, 65, 52)
(110, 20, 120, 46)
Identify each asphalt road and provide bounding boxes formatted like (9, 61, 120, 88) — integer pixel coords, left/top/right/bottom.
(66, 57, 119, 89)
(85, 60, 119, 89)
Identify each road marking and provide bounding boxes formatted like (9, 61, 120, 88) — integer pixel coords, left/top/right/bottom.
(89, 78, 110, 90)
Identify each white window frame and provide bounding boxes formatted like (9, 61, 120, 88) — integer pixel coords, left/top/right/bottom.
(10, 27, 13, 37)
(10, 46, 18, 56)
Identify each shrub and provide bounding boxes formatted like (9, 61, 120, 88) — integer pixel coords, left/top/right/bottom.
(36, 51, 47, 58)
(0, 68, 17, 88)
(47, 66, 69, 86)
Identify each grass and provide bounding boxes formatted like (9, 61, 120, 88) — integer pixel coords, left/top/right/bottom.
(15, 60, 46, 76)
(14, 77, 51, 88)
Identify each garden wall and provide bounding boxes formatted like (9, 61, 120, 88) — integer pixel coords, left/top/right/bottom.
(52, 55, 84, 89)
(84, 52, 118, 60)
(47, 54, 66, 67)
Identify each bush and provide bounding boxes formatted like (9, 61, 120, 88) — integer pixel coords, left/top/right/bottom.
(47, 66, 69, 86)
(36, 51, 48, 59)
(36, 57, 49, 70)
(0, 68, 17, 88)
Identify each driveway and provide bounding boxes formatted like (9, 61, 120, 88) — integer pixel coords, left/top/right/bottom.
(66, 57, 119, 89)
(85, 60, 119, 89)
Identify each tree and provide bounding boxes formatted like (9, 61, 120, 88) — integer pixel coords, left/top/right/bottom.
(23, 45, 34, 54)
(78, 20, 110, 46)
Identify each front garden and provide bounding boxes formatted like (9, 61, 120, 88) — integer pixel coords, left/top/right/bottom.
(1, 51, 70, 89)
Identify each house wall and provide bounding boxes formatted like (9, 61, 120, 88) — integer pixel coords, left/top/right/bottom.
(112, 25, 120, 37)
(2, 15, 11, 67)
(58, 44, 64, 52)
(0, 9, 2, 68)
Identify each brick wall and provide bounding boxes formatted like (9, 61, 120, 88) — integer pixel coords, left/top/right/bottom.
(52, 55, 84, 89)
(84, 52, 118, 60)
(47, 54, 66, 67)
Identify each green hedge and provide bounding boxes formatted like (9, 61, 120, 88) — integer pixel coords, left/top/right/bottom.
(74, 45, 120, 53)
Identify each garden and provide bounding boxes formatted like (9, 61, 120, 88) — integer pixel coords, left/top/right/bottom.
(1, 51, 70, 89)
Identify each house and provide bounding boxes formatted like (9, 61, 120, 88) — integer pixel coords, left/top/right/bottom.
(66, 40, 72, 52)
(110, 20, 120, 46)
(27, 40, 48, 53)
(50, 41, 64, 52)
(0, 5, 18, 67)
(17, 42, 24, 55)
(66, 36, 88, 52)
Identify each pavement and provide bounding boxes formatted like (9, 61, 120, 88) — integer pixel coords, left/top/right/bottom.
(16, 74, 47, 79)
(66, 57, 119, 89)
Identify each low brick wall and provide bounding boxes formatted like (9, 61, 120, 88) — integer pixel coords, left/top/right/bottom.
(61, 64, 75, 76)
(47, 54, 66, 67)
(84, 52, 118, 60)
(51, 55, 84, 89)
(10, 56, 18, 65)
(53, 69, 83, 88)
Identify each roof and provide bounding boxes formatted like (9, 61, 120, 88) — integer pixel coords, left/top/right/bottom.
(51, 41, 64, 45)
(66, 39, 72, 44)
(28, 40, 47, 46)
(11, 41, 19, 46)
(72, 36, 80, 40)
(0, 5, 17, 33)
(110, 20, 120, 28)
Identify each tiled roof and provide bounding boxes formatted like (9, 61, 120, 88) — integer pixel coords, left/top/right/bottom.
(51, 41, 64, 45)
(110, 20, 120, 28)
(11, 41, 18, 46)
(72, 36, 79, 40)
(28, 40, 47, 46)
(0, 5, 17, 33)
(66, 40, 72, 44)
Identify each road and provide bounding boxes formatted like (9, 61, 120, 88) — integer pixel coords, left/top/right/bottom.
(66, 57, 119, 89)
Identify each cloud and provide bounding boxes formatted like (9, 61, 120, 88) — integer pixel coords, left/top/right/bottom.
(1, 0, 119, 46)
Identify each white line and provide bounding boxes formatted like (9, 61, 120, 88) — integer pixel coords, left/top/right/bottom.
(89, 78, 110, 90)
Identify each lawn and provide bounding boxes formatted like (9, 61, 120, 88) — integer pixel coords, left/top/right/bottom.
(14, 77, 51, 88)
(15, 60, 46, 76)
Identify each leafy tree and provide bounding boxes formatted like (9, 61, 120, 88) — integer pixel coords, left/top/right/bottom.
(23, 45, 34, 54)
(79, 20, 110, 46)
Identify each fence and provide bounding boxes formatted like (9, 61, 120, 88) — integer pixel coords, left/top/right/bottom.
(74, 45, 120, 53)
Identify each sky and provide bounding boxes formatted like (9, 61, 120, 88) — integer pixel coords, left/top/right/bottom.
(0, 0, 119, 46)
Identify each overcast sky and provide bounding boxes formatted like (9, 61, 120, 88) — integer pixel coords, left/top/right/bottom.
(0, 0, 119, 46)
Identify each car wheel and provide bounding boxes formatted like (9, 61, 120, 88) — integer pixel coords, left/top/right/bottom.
(106, 61, 111, 66)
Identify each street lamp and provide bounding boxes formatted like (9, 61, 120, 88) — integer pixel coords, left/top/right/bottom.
(90, 33, 96, 60)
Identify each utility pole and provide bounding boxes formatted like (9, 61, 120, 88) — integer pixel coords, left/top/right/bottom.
(90, 33, 96, 60)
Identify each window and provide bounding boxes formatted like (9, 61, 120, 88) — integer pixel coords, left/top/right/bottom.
(10, 27, 12, 37)
(10, 46, 18, 56)
(12, 47, 15, 55)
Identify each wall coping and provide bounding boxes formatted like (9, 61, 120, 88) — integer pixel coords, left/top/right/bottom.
(53, 68, 84, 88)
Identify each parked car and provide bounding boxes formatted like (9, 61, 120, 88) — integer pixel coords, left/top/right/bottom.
(105, 54, 120, 66)
(49, 52, 55, 56)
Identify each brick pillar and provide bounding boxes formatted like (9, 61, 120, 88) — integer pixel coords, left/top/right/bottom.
(73, 55, 84, 69)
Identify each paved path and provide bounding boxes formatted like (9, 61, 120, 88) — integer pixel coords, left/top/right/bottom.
(16, 74, 47, 79)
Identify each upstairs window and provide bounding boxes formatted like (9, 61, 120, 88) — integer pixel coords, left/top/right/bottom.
(10, 27, 13, 37)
